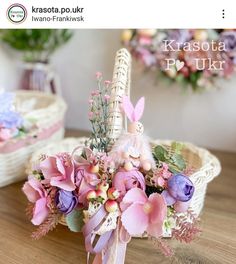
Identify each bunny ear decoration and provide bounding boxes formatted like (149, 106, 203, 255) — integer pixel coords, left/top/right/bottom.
(122, 96, 135, 122)
(122, 96, 145, 122)
(133, 97, 145, 121)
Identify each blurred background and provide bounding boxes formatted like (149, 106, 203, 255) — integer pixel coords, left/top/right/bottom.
(1, 29, 236, 152)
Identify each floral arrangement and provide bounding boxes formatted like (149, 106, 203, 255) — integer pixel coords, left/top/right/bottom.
(0, 91, 27, 142)
(23, 74, 201, 263)
(122, 29, 236, 91)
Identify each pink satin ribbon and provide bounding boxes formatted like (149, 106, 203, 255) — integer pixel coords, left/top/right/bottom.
(0, 120, 63, 154)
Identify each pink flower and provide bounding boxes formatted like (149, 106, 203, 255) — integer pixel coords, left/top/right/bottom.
(120, 188, 167, 237)
(104, 94, 110, 101)
(88, 111, 94, 120)
(22, 178, 50, 225)
(104, 80, 111, 85)
(75, 165, 100, 205)
(0, 128, 12, 141)
(91, 90, 99, 96)
(40, 153, 75, 191)
(95, 72, 102, 79)
(112, 169, 145, 199)
(153, 163, 172, 187)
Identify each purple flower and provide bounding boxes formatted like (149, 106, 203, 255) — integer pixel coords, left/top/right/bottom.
(220, 31, 236, 63)
(162, 174, 194, 205)
(55, 190, 78, 214)
(0, 92, 23, 129)
(166, 30, 192, 47)
(220, 31, 236, 52)
(0, 92, 14, 112)
(0, 111, 23, 129)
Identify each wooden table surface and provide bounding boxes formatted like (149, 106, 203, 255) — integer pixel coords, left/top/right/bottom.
(0, 130, 236, 264)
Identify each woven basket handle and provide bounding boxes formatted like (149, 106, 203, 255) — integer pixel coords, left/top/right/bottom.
(107, 48, 131, 146)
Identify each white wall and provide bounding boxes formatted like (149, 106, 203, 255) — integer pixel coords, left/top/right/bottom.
(1, 29, 236, 152)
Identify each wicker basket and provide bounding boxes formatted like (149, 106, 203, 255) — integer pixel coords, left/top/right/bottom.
(0, 90, 67, 187)
(27, 49, 221, 217)
(107, 49, 221, 216)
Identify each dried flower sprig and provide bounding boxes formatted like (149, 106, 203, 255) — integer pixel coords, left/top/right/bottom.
(150, 237, 174, 257)
(25, 202, 34, 220)
(31, 212, 61, 240)
(88, 72, 112, 153)
(172, 209, 201, 243)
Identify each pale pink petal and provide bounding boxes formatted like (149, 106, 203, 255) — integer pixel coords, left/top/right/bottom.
(40, 157, 58, 179)
(78, 178, 95, 204)
(22, 182, 40, 203)
(50, 178, 75, 191)
(122, 188, 147, 205)
(148, 193, 167, 224)
(174, 200, 191, 213)
(31, 198, 49, 225)
(27, 178, 45, 198)
(146, 222, 163, 238)
(120, 201, 131, 212)
(121, 203, 148, 236)
(56, 157, 66, 175)
(112, 171, 127, 195)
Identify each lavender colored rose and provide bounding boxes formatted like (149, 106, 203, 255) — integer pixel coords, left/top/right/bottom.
(167, 174, 194, 202)
(55, 190, 78, 214)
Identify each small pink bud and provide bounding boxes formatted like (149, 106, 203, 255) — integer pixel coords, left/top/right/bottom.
(91, 90, 99, 96)
(107, 187, 120, 200)
(96, 190, 107, 201)
(124, 161, 133, 171)
(104, 80, 111, 85)
(104, 94, 110, 101)
(96, 72, 102, 79)
(90, 164, 99, 173)
(97, 181, 109, 192)
(105, 200, 118, 213)
(88, 111, 94, 120)
(86, 190, 97, 200)
(88, 99, 94, 104)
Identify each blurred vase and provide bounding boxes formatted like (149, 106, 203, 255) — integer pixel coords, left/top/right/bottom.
(19, 62, 60, 94)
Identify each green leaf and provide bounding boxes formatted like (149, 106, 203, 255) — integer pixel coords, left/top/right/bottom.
(153, 145, 169, 162)
(171, 153, 186, 171)
(65, 209, 84, 232)
(171, 141, 184, 154)
(168, 164, 181, 174)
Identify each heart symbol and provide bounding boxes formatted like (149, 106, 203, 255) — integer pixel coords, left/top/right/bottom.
(175, 60, 184, 71)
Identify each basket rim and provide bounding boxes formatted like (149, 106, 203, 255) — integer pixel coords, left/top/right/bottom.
(27, 136, 221, 184)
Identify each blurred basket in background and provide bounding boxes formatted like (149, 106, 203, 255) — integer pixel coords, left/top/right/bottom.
(0, 90, 67, 187)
